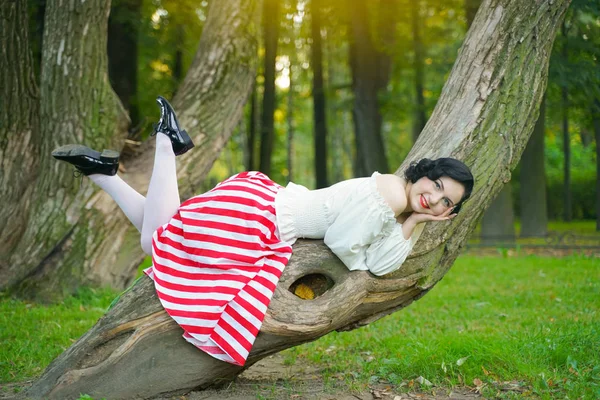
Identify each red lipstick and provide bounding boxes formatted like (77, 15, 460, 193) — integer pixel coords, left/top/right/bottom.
(420, 195, 429, 209)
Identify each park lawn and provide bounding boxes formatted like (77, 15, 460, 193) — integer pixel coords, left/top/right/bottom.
(284, 254, 600, 399)
(1, 253, 599, 399)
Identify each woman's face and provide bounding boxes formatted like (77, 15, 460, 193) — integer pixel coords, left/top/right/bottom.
(407, 176, 465, 216)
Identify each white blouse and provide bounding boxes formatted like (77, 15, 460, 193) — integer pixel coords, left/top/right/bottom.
(275, 172, 423, 276)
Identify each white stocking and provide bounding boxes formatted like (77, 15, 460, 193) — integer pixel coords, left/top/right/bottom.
(89, 174, 145, 232)
(140, 134, 181, 255)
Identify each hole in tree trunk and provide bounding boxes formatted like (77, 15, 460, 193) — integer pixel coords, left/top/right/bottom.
(289, 274, 334, 300)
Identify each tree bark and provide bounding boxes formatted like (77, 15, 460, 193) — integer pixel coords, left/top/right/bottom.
(1, 0, 130, 298)
(411, 0, 427, 141)
(258, 0, 280, 176)
(108, 0, 142, 127)
(519, 95, 548, 237)
(311, 0, 328, 188)
(25, 0, 571, 398)
(2, 0, 264, 301)
(0, 0, 40, 266)
(349, 0, 389, 176)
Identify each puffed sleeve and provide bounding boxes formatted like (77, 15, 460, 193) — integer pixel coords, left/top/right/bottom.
(365, 223, 424, 276)
(323, 174, 397, 273)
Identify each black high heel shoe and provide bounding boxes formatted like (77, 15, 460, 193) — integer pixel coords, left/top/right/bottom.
(152, 96, 195, 156)
(52, 144, 119, 176)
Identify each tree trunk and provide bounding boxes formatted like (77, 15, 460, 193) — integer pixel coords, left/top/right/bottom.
(519, 96, 548, 237)
(593, 99, 600, 231)
(27, 0, 46, 78)
(0, 0, 40, 267)
(2, 0, 264, 301)
(561, 22, 572, 222)
(258, 0, 280, 176)
(287, 58, 295, 184)
(108, 0, 142, 127)
(311, 0, 328, 188)
(173, 24, 185, 85)
(411, 0, 427, 141)
(1, 0, 130, 299)
(349, 0, 389, 176)
(25, 0, 570, 397)
(247, 81, 259, 171)
(480, 184, 516, 243)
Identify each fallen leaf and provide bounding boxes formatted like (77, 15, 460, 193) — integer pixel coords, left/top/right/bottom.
(473, 378, 483, 387)
(456, 356, 470, 366)
(294, 283, 315, 300)
(416, 376, 433, 386)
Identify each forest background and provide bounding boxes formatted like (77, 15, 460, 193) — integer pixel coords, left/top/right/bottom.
(28, 0, 598, 231)
(22, 0, 598, 232)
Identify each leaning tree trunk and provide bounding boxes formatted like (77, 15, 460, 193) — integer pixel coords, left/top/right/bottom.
(2, 0, 264, 301)
(25, 0, 571, 398)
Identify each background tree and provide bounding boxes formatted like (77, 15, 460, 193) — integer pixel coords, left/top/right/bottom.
(26, 0, 571, 397)
(348, 0, 390, 176)
(108, 0, 142, 127)
(259, 0, 281, 175)
(410, 0, 427, 140)
(0, 0, 263, 302)
(311, 0, 328, 187)
(519, 96, 549, 237)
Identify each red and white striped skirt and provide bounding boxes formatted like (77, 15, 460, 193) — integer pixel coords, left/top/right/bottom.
(144, 171, 293, 366)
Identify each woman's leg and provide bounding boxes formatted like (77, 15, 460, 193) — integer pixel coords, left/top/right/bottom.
(140, 133, 181, 255)
(88, 174, 146, 232)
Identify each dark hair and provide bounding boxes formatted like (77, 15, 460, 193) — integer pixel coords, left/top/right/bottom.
(404, 158, 474, 213)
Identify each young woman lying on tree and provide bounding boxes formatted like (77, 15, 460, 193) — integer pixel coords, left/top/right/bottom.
(52, 96, 474, 366)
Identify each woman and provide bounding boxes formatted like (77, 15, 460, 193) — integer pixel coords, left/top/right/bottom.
(52, 97, 474, 366)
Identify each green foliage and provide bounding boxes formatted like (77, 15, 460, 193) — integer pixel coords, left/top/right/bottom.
(136, 0, 208, 135)
(545, 133, 597, 219)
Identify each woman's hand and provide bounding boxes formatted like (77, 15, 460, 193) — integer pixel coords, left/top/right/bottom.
(407, 207, 457, 225)
(401, 207, 456, 240)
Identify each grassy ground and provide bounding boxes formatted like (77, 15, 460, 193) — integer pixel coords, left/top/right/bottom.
(282, 254, 600, 399)
(1, 248, 599, 398)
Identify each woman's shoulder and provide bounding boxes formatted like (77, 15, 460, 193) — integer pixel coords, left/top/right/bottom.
(374, 173, 408, 216)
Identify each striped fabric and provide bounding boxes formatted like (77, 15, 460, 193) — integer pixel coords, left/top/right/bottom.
(144, 171, 293, 366)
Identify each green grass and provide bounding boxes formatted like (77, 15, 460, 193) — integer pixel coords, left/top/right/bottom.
(1, 254, 599, 399)
(0, 287, 118, 384)
(282, 254, 600, 399)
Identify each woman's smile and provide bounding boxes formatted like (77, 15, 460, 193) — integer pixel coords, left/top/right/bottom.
(419, 194, 429, 209)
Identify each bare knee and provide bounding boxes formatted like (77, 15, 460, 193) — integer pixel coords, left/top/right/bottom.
(141, 233, 153, 255)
